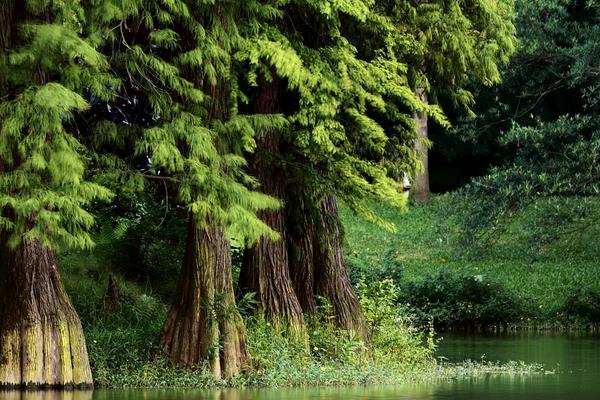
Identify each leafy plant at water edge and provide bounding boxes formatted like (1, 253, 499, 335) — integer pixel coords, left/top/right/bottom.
(358, 278, 434, 365)
(398, 271, 532, 330)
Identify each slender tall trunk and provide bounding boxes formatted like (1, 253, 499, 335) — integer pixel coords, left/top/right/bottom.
(287, 191, 369, 343)
(0, 234, 93, 388)
(238, 75, 306, 339)
(412, 88, 430, 204)
(160, 218, 249, 378)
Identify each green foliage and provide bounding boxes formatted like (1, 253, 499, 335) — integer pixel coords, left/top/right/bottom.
(234, 0, 515, 227)
(398, 272, 530, 330)
(357, 278, 434, 364)
(385, 0, 517, 106)
(92, 189, 187, 299)
(0, 1, 115, 249)
(558, 289, 600, 325)
(61, 251, 168, 385)
(455, 115, 600, 245)
(306, 298, 366, 365)
(86, 292, 167, 384)
(80, 0, 286, 247)
(446, 0, 600, 241)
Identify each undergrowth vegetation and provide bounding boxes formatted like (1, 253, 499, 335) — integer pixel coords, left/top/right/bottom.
(56, 192, 564, 388)
(60, 243, 436, 388)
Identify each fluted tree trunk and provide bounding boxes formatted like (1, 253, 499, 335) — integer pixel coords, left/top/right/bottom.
(238, 74, 306, 339)
(412, 88, 430, 204)
(160, 218, 249, 378)
(287, 191, 369, 344)
(159, 50, 251, 376)
(0, 234, 93, 388)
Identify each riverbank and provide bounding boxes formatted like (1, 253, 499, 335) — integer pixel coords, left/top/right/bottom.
(341, 195, 600, 329)
(58, 227, 544, 388)
(54, 193, 577, 388)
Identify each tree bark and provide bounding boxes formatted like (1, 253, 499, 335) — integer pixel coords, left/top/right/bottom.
(287, 191, 370, 344)
(412, 88, 430, 204)
(160, 218, 249, 378)
(0, 235, 93, 388)
(238, 74, 306, 339)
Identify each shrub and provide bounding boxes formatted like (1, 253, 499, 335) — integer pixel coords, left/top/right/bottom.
(306, 297, 367, 365)
(80, 277, 168, 386)
(557, 288, 600, 324)
(398, 271, 530, 330)
(347, 250, 403, 286)
(357, 279, 434, 366)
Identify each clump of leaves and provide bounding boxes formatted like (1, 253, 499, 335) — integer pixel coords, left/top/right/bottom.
(557, 288, 600, 325)
(358, 279, 434, 365)
(398, 271, 532, 330)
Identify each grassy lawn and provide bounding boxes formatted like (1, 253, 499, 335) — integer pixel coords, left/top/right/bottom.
(341, 195, 600, 324)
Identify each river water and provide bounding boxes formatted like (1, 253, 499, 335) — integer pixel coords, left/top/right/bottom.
(1, 332, 599, 399)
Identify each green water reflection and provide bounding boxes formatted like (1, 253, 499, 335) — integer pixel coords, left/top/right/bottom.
(2, 332, 599, 399)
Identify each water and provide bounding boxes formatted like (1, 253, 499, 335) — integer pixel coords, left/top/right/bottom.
(2, 332, 599, 399)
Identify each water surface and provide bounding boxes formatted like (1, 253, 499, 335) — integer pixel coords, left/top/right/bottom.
(2, 332, 599, 399)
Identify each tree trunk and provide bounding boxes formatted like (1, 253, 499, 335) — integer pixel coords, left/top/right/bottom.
(0, 235, 93, 389)
(412, 88, 430, 204)
(286, 193, 318, 315)
(160, 217, 249, 378)
(287, 192, 369, 344)
(238, 75, 306, 339)
(0, 2, 93, 388)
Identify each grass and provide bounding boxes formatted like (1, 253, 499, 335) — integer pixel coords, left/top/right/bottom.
(341, 194, 600, 326)
(59, 238, 439, 388)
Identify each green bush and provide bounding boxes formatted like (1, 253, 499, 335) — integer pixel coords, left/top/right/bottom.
(92, 189, 187, 300)
(74, 276, 168, 386)
(357, 279, 434, 365)
(557, 288, 600, 325)
(347, 250, 403, 286)
(398, 272, 532, 330)
(306, 297, 366, 365)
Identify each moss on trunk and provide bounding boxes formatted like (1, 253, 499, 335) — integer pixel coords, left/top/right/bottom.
(0, 236, 93, 388)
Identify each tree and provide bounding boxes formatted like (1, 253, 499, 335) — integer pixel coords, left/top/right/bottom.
(239, 73, 307, 340)
(0, 0, 115, 387)
(382, 0, 517, 202)
(453, 0, 600, 244)
(84, 0, 281, 376)
(237, 0, 446, 342)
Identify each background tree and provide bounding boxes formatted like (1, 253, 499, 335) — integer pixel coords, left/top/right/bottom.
(381, 0, 517, 202)
(451, 0, 600, 245)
